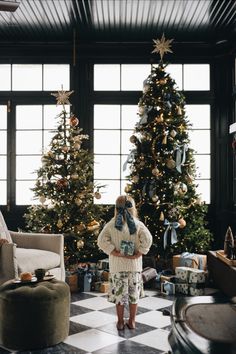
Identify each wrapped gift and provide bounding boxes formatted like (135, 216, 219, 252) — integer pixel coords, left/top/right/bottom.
(176, 283, 189, 295)
(189, 283, 205, 296)
(175, 266, 193, 282)
(120, 240, 135, 256)
(97, 258, 109, 270)
(173, 253, 207, 271)
(188, 269, 206, 284)
(100, 282, 109, 293)
(94, 281, 102, 291)
(161, 281, 175, 295)
(65, 272, 78, 292)
(142, 267, 158, 283)
(78, 270, 92, 292)
(101, 270, 109, 281)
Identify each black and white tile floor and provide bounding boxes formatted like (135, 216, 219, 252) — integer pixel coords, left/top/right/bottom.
(0, 287, 218, 354)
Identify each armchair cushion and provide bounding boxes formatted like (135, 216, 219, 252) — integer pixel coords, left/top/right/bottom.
(16, 248, 61, 274)
(0, 212, 12, 243)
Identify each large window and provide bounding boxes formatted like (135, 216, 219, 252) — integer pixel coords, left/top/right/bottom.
(93, 63, 211, 204)
(0, 105, 7, 205)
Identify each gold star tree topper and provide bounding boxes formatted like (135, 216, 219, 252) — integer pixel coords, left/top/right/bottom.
(152, 34, 173, 61)
(51, 88, 74, 105)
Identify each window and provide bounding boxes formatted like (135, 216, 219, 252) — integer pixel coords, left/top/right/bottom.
(0, 105, 7, 205)
(93, 63, 211, 204)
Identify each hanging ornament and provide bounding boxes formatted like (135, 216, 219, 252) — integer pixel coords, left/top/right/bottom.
(70, 115, 79, 127)
(62, 146, 69, 153)
(77, 223, 86, 232)
(57, 219, 63, 228)
(166, 158, 176, 169)
(87, 220, 100, 232)
(178, 218, 186, 229)
(155, 114, 164, 123)
(75, 198, 82, 206)
(77, 240, 84, 249)
(151, 195, 159, 203)
(71, 173, 79, 180)
(130, 135, 137, 144)
(159, 211, 165, 221)
(56, 178, 68, 189)
(177, 106, 182, 115)
(94, 189, 101, 199)
(170, 129, 177, 138)
(174, 182, 188, 196)
(39, 195, 46, 204)
(124, 184, 132, 193)
(74, 142, 81, 150)
(152, 167, 160, 176)
(162, 134, 167, 145)
(47, 151, 54, 158)
(159, 78, 167, 85)
(132, 175, 139, 183)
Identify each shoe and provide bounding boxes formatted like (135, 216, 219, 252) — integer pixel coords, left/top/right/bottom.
(116, 322, 125, 330)
(126, 321, 135, 329)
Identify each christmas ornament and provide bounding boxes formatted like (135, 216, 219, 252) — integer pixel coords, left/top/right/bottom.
(159, 78, 167, 85)
(71, 173, 79, 180)
(130, 135, 137, 144)
(162, 134, 167, 145)
(174, 182, 188, 196)
(51, 89, 74, 105)
(151, 195, 159, 203)
(87, 220, 100, 232)
(74, 142, 81, 150)
(62, 146, 69, 153)
(57, 219, 63, 228)
(152, 34, 173, 60)
(124, 184, 132, 193)
(170, 129, 177, 138)
(155, 114, 164, 123)
(177, 106, 182, 115)
(152, 167, 160, 176)
(77, 223, 86, 232)
(166, 158, 176, 169)
(75, 197, 82, 206)
(159, 211, 165, 221)
(39, 195, 46, 204)
(56, 178, 68, 189)
(77, 240, 84, 249)
(94, 190, 101, 199)
(70, 115, 79, 127)
(132, 175, 139, 183)
(178, 218, 186, 229)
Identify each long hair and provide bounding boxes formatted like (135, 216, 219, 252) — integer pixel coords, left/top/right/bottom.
(114, 195, 138, 221)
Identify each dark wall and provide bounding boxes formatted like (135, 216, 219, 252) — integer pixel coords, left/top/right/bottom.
(0, 40, 235, 248)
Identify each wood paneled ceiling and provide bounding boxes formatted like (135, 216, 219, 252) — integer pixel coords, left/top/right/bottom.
(0, 0, 235, 43)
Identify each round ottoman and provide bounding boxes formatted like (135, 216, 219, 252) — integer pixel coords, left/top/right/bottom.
(0, 279, 70, 351)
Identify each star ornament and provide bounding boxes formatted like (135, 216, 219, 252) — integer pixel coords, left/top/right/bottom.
(152, 34, 173, 61)
(51, 89, 74, 105)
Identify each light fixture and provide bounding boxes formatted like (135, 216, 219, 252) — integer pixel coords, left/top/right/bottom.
(0, 0, 20, 12)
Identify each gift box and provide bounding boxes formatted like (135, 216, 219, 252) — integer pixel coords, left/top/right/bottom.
(78, 271, 92, 292)
(142, 267, 158, 283)
(94, 281, 102, 291)
(188, 269, 206, 284)
(175, 283, 189, 295)
(101, 270, 109, 281)
(173, 253, 207, 271)
(120, 240, 135, 256)
(189, 283, 205, 296)
(100, 282, 109, 293)
(65, 272, 78, 292)
(97, 258, 109, 270)
(161, 281, 175, 295)
(175, 266, 193, 282)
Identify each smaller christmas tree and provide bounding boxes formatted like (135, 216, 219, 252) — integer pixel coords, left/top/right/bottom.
(24, 89, 107, 268)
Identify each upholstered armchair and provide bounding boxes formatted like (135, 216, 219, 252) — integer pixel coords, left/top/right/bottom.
(0, 211, 65, 285)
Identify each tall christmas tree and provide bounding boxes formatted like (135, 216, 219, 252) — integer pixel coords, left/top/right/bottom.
(125, 35, 212, 260)
(24, 89, 106, 268)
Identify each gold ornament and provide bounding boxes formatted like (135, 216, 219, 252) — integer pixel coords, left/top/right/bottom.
(178, 218, 186, 229)
(152, 34, 173, 60)
(124, 184, 132, 193)
(166, 158, 176, 169)
(74, 142, 81, 150)
(152, 167, 160, 176)
(159, 78, 167, 85)
(162, 134, 167, 145)
(151, 195, 159, 203)
(170, 129, 177, 138)
(62, 146, 69, 153)
(70, 115, 79, 127)
(56, 178, 68, 189)
(130, 135, 137, 144)
(75, 198, 82, 206)
(77, 223, 86, 231)
(57, 219, 63, 228)
(87, 220, 100, 232)
(71, 173, 79, 180)
(94, 191, 101, 199)
(174, 182, 188, 196)
(77, 240, 84, 249)
(177, 106, 182, 115)
(39, 195, 46, 204)
(159, 211, 165, 221)
(155, 114, 164, 123)
(132, 175, 139, 183)
(139, 160, 145, 167)
(51, 89, 74, 105)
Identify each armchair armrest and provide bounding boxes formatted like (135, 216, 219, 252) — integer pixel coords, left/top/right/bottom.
(0, 243, 18, 281)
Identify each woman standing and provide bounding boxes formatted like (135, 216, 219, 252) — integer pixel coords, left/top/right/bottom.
(97, 195, 152, 330)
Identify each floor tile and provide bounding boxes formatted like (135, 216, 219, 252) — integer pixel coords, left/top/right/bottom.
(136, 310, 171, 328)
(100, 305, 151, 317)
(130, 328, 171, 352)
(69, 320, 91, 335)
(70, 310, 116, 328)
(70, 303, 93, 316)
(92, 339, 164, 354)
(70, 292, 96, 302)
(73, 295, 115, 310)
(98, 321, 157, 339)
(64, 328, 125, 352)
(138, 296, 173, 310)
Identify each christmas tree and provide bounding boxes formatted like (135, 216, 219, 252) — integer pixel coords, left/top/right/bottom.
(24, 89, 107, 268)
(125, 35, 212, 260)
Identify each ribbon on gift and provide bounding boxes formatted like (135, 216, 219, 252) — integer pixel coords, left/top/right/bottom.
(180, 252, 204, 270)
(123, 149, 136, 171)
(175, 143, 188, 173)
(163, 219, 180, 249)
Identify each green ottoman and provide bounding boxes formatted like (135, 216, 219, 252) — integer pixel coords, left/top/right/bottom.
(0, 279, 70, 351)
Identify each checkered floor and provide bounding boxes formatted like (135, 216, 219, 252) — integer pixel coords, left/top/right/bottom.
(0, 289, 175, 354)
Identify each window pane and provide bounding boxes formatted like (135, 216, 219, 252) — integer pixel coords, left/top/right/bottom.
(0, 105, 7, 129)
(94, 130, 120, 154)
(183, 64, 210, 90)
(16, 181, 35, 205)
(12, 64, 42, 91)
(0, 181, 6, 205)
(195, 179, 210, 204)
(16, 105, 42, 129)
(43, 130, 55, 149)
(16, 155, 41, 179)
(0, 65, 11, 90)
(194, 155, 210, 179)
(94, 180, 120, 204)
(0, 131, 7, 154)
(44, 105, 70, 129)
(94, 105, 120, 129)
(188, 130, 210, 154)
(94, 64, 120, 91)
(16, 131, 42, 154)
(0, 156, 6, 179)
(166, 64, 183, 90)
(43, 64, 70, 91)
(121, 105, 139, 129)
(121, 130, 134, 155)
(94, 155, 120, 179)
(186, 105, 210, 129)
(121, 64, 151, 91)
